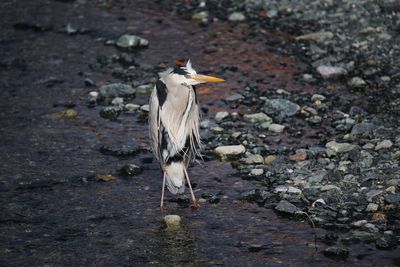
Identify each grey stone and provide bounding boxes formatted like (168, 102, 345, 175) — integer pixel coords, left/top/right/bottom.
(215, 145, 246, 159)
(264, 98, 300, 119)
(120, 164, 142, 176)
(215, 111, 229, 122)
(99, 83, 136, 98)
(296, 31, 334, 41)
(326, 141, 357, 155)
(351, 122, 375, 138)
(135, 84, 153, 94)
(365, 203, 379, 212)
(268, 123, 285, 133)
(348, 77, 367, 89)
(323, 246, 349, 259)
(320, 184, 341, 192)
(275, 200, 299, 214)
(241, 154, 264, 165)
(317, 65, 347, 79)
(228, 12, 246, 21)
(243, 112, 272, 123)
(100, 106, 123, 120)
(250, 168, 264, 176)
(375, 140, 393, 150)
(116, 34, 148, 49)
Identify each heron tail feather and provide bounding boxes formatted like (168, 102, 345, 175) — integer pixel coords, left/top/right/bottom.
(165, 162, 185, 194)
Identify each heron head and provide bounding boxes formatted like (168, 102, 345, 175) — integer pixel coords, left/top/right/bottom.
(170, 60, 225, 86)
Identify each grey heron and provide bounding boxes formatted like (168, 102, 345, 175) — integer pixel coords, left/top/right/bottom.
(149, 60, 224, 208)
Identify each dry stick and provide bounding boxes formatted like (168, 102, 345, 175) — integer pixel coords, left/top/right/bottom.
(297, 211, 317, 251)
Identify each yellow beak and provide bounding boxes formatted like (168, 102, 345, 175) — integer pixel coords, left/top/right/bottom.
(191, 74, 225, 83)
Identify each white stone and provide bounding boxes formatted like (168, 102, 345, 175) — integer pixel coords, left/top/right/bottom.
(125, 103, 140, 111)
(375, 140, 393, 150)
(326, 141, 356, 155)
(320, 184, 341, 192)
(250, 169, 264, 176)
(215, 145, 245, 159)
(268, 123, 285, 133)
(228, 12, 246, 21)
(366, 203, 379, 212)
(243, 112, 272, 123)
(215, 111, 229, 122)
(164, 215, 181, 230)
(140, 104, 149, 112)
(317, 65, 347, 79)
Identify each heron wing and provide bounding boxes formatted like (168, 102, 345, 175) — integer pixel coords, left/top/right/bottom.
(149, 87, 162, 162)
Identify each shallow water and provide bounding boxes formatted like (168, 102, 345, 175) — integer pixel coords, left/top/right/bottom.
(0, 0, 399, 266)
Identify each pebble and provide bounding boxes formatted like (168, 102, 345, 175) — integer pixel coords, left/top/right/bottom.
(320, 185, 341, 192)
(120, 164, 142, 176)
(289, 150, 307, 161)
(140, 104, 149, 112)
(59, 109, 77, 119)
(317, 65, 347, 79)
(348, 77, 367, 89)
(164, 215, 181, 230)
(296, 31, 334, 41)
(241, 154, 264, 165)
(326, 141, 356, 155)
(323, 246, 349, 259)
(111, 97, 124, 106)
(99, 83, 136, 98)
(116, 34, 148, 49)
(215, 145, 246, 159)
(352, 220, 368, 227)
(243, 112, 272, 123)
(365, 203, 379, 212)
(275, 200, 299, 215)
(264, 98, 300, 118)
(135, 84, 153, 94)
(311, 94, 326, 102)
(228, 12, 246, 21)
(125, 103, 140, 111)
(264, 155, 277, 164)
(268, 123, 285, 133)
(375, 140, 393, 150)
(215, 111, 229, 122)
(250, 169, 264, 176)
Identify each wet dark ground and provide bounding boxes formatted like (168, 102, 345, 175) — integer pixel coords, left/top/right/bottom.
(0, 0, 399, 266)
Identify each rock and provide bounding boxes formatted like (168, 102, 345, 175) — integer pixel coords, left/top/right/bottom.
(59, 109, 77, 119)
(344, 230, 378, 243)
(274, 185, 288, 193)
(250, 168, 264, 176)
(385, 193, 400, 204)
(87, 91, 99, 105)
(241, 189, 271, 204)
(351, 122, 375, 138)
(192, 11, 208, 22)
(214, 145, 246, 159)
(201, 192, 220, 204)
(326, 141, 356, 155)
(296, 31, 334, 41)
(275, 200, 299, 215)
(366, 203, 379, 212)
(111, 97, 124, 106)
(215, 111, 229, 122)
(243, 112, 272, 123)
(289, 150, 307, 161)
(225, 93, 244, 103)
(317, 65, 347, 79)
(164, 215, 181, 230)
(320, 185, 341, 192)
(125, 103, 140, 111)
(116, 34, 148, 49)
(241, 154, 264, 164)
(135, 84, 153, 94)
(100, 106, 123, 120)
(228, 12, 246, 22)
(323, 246, 349, 259)
(99, 83, 136, 98)
(376, 235, 398, 250)
(366, 190, 383, 200)
(287, 186, 302, 194)
(348, 77, 366, 89)
(96, 174, 117, 181)
(311, 94, 326, 102)
(386, 186, 396, 194)
(352, 220, 368, 227)
(120, 164, 142, 176)
(375, 140, 393, 150)
(308, 171, 327, 184)
(268, 123, 285, 133)
(264, 155, 277, 164)
(140, 104, 150, 112)
(100, 144, 140, 157)
(264, 98, 300, 119)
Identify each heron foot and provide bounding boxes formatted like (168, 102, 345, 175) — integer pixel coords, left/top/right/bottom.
(190, 201, 200, 209)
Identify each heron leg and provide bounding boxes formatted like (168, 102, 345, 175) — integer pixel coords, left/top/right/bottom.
(160, 165, 167, 210)
(182, 163, 199, 209)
